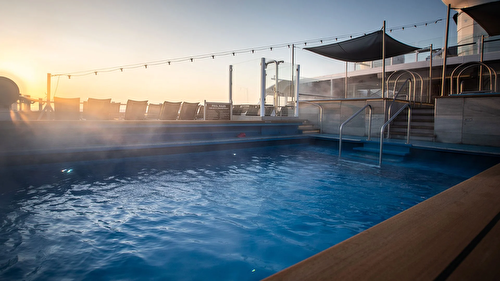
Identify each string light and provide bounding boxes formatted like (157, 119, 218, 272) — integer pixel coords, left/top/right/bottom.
(51, 18, 443, 78)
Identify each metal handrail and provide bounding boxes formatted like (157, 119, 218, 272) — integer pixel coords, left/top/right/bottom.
(387, 79, 411, 138)
(301, 101, 324, 133)
(379, 103, 411, 167)
(449, 61, 497, 95)
(339, 104, 372, 158)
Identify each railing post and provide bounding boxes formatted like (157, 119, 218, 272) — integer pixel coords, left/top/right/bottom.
(406, 106, 411, 144)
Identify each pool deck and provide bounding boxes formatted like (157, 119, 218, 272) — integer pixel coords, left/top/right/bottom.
(264, 161, 500, 280)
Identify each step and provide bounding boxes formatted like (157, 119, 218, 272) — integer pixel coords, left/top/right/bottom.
(390, 124, 434, 132)
(299, 124, 320, 134)
(353, 146, 410, 157)
(390, 127, 434, 135)
(356, 141, 411, 155)
(394, 115, 434, 122)
(393, 120, 434, 126)
(341, 152, 404, 164)
(390, 132, 435, 142)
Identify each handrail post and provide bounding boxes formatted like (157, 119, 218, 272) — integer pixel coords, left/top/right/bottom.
(367, 105, 372, 141)
(406, 106, 412, 144)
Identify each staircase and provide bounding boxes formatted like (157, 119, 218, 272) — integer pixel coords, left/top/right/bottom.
(389, 105, 435, 142)
(299, 120, 321, 134)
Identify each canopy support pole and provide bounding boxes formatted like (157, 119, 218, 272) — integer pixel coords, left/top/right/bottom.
(441, 4, 451, 96)
(429, 44, 433, 103)
(382, 21, 386, 99)
(38, 73, 54, 120)
(345, 62, 348, 98)
(291, 44, 295, 105)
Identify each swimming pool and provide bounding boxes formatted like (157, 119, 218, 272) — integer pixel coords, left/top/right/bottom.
(0, 144, 488, 280)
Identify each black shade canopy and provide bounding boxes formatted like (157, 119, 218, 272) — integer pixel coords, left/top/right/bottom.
(461, 1, 500, 36)
(304, 30, 419, 62)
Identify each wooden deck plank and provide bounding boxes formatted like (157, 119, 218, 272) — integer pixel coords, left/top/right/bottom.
(447, 218, 500, 280)
(264, 164, 500, 281)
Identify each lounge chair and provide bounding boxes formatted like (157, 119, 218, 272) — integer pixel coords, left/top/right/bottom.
(245, 105, 260, 116)
(232, 105, 243, 115)
(159, 101, 181, 120)
(54, 97, 80, 120)
(280, 106, 293, 116)
(146, 103, 162, 119)
(196, 105, 204, 120)
(84, 98, 111, 120)
(178, 102, 199, 120)
(265, 106, 274, 116)
(108, 102, 121, 119)
(124, 100, 148, 120)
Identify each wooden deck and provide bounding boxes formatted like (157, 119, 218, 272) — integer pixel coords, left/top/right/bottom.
(264, 163, 500, 280)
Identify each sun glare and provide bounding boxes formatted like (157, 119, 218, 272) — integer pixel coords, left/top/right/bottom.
(0, 61, 44, 99)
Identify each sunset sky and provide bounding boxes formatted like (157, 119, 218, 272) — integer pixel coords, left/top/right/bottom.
(1, 0, 454, 104)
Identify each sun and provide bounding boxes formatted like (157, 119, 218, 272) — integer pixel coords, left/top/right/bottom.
(0, 62, 46, 100)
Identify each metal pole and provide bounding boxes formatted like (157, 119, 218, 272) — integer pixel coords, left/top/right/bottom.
(330, 79, 333, 97)
(47, 73, 51, 104)
(345, 62, 348, 98)
(382, 21, 386, 99)
(479, 35, 484, 91)
(275, 63, 279, 114)
(229, 65, 233, 119)
(441, 4, 451, 96)
(291, 44, 295, 103)
(260, 58, 266, 117)
(429, 44, 433, 103)
(295, 65, 300, 117)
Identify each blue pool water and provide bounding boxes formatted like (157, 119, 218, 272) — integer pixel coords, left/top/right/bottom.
(0, 144, 482, 280)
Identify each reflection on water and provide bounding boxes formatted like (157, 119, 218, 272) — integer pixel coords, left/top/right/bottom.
(0, 145, 471, 280)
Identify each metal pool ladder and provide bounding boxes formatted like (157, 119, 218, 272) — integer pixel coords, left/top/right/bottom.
(339, 104, 372, 158)
(379, 103, 411, 167)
